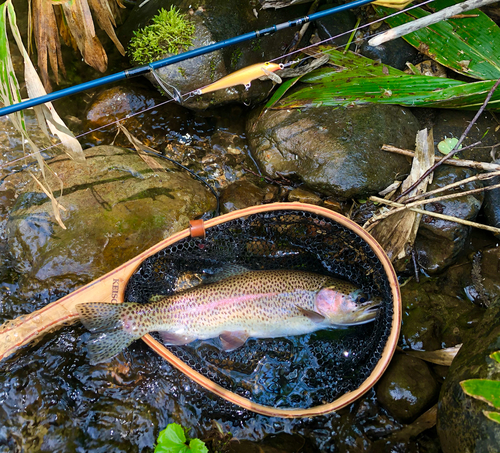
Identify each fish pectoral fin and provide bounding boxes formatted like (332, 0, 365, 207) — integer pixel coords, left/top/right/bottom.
(219, 331, 249, 351)
(296, 306, 326, 323)
(158, 332, 196, 346)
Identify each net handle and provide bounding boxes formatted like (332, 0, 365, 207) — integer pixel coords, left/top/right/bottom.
(142, 202, 401, 418)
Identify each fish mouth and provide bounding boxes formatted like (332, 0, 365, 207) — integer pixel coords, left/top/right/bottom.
(354, 300, 381, 324)
(337, 300, 381, 326)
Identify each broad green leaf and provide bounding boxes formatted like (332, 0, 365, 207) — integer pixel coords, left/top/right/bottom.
(374, 0, 500, 80)
(157, 423, 187, 447)
(188, 438, 209, 453)
(484, 411, 500, 424)
(264, 76, 301, 110)
(491, 351, 500, 364)
(461, 379, 500, 409)
(155, 424, 207, 453)
(272, 50, 500, 111)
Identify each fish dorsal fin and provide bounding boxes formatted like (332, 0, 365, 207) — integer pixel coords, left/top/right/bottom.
(159, 332, 196, 346)
(296, 306, 325, 323)
(219, 331, 249, 351)
(203, 264, 251, 284)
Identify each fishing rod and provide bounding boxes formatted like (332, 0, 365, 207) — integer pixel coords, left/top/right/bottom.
(0, 0, 380, 117)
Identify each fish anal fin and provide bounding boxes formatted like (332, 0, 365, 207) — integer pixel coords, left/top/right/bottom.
(219, 331, 249, 351)
(159, 332, 196, 346)
(296, 306, 326, 323)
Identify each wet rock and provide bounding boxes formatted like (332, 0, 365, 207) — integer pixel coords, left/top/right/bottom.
(414, 166, 483, 274)
(315, 7, 357, 48)
(226, 432, 315, 453)
(376, 353, 439, 423)
(483, 159, 500, 237)
(120, 0, 309, 109)
(82, 84, 192, 146)
(437, 303, 500, 453)
(480, 247, 500, 300)
(219, 179, 268, 213)
(432, 109, 500, 162)
(287, 188, 322, 205)
(247, 104, 419, 199)
(400, 264, 484, 351)
(6, 145, 216, 290)
(360, 24, 419, 70)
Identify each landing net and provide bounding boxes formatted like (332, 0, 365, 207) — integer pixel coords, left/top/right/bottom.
(124, 208, 394, 412)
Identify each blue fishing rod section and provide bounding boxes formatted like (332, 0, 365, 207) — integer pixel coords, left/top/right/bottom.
(0, 0, 375, 117)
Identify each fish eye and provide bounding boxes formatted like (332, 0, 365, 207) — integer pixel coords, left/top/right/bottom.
(356, 293, 368, 304)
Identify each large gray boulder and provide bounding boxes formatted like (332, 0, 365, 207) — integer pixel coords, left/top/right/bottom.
(7, 145, 216, 290)
(246, 104, 419, 199)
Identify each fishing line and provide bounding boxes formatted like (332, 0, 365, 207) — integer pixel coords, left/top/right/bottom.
(1, 0, 436, 171)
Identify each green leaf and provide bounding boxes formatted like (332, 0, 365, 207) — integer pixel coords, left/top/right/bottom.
(158, 423, 187, 445)
(264, 76, 301, 110)
(155, 423, 208, 453)
(461, 379, 500, 409)
(155, 424, 187, 453)
(484, 411, 500, 424)
(0, 0, 25, 133)
(373, 0, 500, 80)
(491, 351, 500, 364)
(188, 438, 209, 453)
(271, 49, 500, 111)
(437, 137, 460, 155)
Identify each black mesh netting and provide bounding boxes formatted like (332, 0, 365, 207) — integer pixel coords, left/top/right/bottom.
(124, 209, 393, 410)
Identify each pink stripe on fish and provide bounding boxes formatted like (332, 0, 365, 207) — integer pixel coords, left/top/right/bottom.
(185, 292, 280, 313)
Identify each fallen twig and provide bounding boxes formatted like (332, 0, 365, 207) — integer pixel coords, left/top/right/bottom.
(367, 181, 500, 227)
(396, 77, 500, 201)
(367, 196, 500, 234)
(382, 144, 500, 172)
(405, 170, 500, 203)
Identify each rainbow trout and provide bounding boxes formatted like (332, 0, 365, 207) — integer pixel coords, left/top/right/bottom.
(77, 269, 380, 364)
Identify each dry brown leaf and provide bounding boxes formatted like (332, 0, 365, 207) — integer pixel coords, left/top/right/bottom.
(60, 0, 107, 73)
(53, 6, 77, 50)
(404, 345, 462, 366)
(368, 129, 435, 262)
(14, 26, 85, 163)
(31, 0, 65, 91)
(29, 169, 67, 230)
(88, 0, 125, 55)
(117, 123, 168, 173)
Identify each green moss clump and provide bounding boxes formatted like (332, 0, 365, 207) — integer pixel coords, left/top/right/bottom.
(128, 6, 195, 65)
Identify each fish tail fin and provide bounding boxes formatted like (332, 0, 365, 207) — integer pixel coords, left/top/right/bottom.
(76, 302, 140, 365)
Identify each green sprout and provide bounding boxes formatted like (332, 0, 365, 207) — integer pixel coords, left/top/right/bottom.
(154, 423, 208, 453)
(128, 6, 196, 65)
